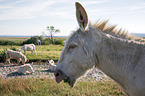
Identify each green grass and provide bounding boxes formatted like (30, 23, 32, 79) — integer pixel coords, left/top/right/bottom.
(26, 45, 63, 60)
(0, 78, 125, 96)
(0, 37, 30, 46)
(0, 37, 67, 46)
(0, 37, 30, 41)
(0, 37, 65, 61)
(0, 45, 64, 61)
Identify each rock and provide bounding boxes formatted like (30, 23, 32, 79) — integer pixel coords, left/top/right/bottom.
(0, 63, 109, 82)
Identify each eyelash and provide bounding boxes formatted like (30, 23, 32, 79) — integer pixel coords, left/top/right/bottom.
(68, 45, 77, 50)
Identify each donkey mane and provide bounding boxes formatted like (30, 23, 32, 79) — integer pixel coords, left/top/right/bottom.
(67, 19, 145, 47)
(93, 19, 144, 42)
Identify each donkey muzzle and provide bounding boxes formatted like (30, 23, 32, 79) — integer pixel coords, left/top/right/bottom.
(54, 70, 67, 83)
(54, 70, 76, 87)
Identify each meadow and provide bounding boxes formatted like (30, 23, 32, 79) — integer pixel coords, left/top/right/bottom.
(0, 37, 125, 96)
(0, 78, 125, 96)
(0, 36, 65, 62)
(0, 45, 63, 61)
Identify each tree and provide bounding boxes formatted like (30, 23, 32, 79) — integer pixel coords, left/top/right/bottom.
(42, 26, 60, 45)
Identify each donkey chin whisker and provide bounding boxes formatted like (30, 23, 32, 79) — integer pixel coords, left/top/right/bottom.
(63, 77, 69, 83)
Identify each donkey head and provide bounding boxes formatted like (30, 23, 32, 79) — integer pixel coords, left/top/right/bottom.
(21, 55, 27, 64)
(54, 2, 100, 87)
(17, 48, 22, 52)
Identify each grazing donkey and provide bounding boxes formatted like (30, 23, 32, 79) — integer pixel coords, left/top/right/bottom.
(18, 63, 34, 74)
(54, 2, 145, 96)
(6, 50, 27, 64)
(18, 44, 37, 55)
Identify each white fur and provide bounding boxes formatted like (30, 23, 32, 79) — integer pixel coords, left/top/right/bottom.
(18, 44, 37, 55)
(6, 50, 27, 64)
(55, 2, 145, 96)
(18, 64, 34, 74)
(48, 59, 56, 71)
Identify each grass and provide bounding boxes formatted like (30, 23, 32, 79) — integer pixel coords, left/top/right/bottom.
(0, 37, 65, 61)
(0, 78, 125, 96)
(25, 45, 63, 60)
(0, 37, 30, 46)
(0, 45, 64, 61)
(0, 37, 29, 41)
(0, 37, 66, 46)
(0, 37, 29, 44)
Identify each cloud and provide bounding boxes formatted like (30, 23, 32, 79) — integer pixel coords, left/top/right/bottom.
(0, 5, 12, 9)
(130, 2, 145, 10)
(0, 0, 71, 20)
(81, 0, 110, 6)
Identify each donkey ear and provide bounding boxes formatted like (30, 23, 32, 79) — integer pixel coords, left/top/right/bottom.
(75, 2, 88, 32)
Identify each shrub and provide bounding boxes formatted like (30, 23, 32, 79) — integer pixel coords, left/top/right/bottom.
(0, 36, 66, 46)
(41, 38, 52, 45)
(54, 39, 64, 45)
(10, 47, 17, 51)
(22, 36, 43, 45)
(0, 49, 7, 62)
(0, 40, 22, 45)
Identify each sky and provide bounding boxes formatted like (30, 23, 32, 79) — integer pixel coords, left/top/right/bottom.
(0, 0, 145, 36)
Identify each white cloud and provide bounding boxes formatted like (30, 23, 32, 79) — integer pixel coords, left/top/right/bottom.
(130, 2, 145, 10)
(0, 0, 71, 20)
(81, 0, 110, 6)
(0, 5, 12, 9)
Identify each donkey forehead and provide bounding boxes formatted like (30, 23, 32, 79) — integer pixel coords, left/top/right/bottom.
(68, 29, 88, 41)
(70, 29, 83, 38)
(66, 26, 99, 46)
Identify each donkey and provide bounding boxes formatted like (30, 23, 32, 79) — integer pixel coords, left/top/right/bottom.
(18, 63, 35, 74)
(54, 2, 145, 96)
(6, 50, 27, 64)
(18, 44, 37, 55)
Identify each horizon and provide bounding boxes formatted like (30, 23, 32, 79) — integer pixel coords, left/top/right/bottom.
(0, 0, 145, 36)
(0, 33, 145, 37)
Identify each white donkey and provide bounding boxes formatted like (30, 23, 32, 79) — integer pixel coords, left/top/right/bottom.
(54, 2, 145, 96)
(18, 44, 37, 55)
(48, 59, 56, 71)
(18, 63, 34, 74)
(6, 50, 27, 64)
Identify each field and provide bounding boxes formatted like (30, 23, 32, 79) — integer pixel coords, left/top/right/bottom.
(0, 37, 29, 41)
(0, 45, 63, 61)
(0, 78, 124, 96)
(0, 37, 125, 96)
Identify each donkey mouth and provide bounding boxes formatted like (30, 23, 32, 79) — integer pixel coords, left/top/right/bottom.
(54, 70, 76, 87)
(63, 77, 76, 87)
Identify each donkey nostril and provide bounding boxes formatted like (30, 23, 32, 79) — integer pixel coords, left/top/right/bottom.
(55, 72, 60, 77)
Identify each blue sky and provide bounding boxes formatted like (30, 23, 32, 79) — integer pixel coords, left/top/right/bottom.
(0, 0, 145, 36)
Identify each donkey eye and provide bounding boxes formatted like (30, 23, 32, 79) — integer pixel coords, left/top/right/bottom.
(68, 45, 77, 50)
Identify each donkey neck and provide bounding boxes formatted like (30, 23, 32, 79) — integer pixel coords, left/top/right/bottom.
(96, 33, 145, 90)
